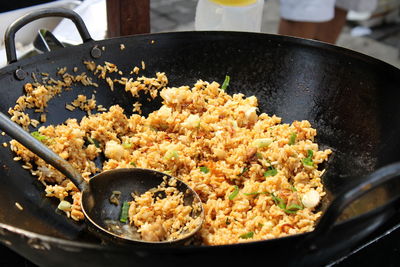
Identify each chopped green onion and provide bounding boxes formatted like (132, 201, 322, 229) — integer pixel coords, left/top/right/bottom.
(286, 203, 303, 211)
(87, 136, 100, 148)
(252, 138, 272, 148)
(130, 162, 137, 167)
(290, 185, 297, 192)
(221, 75, 230, 90)
(164, 150, 179, 160)
(239, 231, 254, 239)
(199, 166, 210, 174)
(242, 191, 269, 196)
(229, 185, 239, 200)
(264, 167, 278, 177)
(31, 131, 48, 142)
(238, 167, 248, 176)
(271, 193, 286, 210)
(258, 223, 264, 228)
(302, 158, 313, 166)
(120, 201, 130, 223)
(283, 209, 297, 214)
(256, 152, 263, 159)
(57, 200, 71, 211)
(302, 149, 314, 167)
(288, 132, 297, 145)
(243, 192, 259, 196)
(271, 193, 303, 214)
(122, 143, 132, 149)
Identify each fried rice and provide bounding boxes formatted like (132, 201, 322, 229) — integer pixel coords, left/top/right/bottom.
(8, 63, 331, 245)
(127, 176, 202, 242)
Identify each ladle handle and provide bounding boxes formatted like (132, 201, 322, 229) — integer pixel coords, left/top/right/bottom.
(0, 112, 84, 190)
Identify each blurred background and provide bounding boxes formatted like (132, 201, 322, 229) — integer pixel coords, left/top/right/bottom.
(0, 0, 399, 68)
(152, 0, 400, 68)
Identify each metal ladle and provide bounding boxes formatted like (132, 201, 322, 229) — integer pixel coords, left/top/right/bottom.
(0, 112, 204, 245)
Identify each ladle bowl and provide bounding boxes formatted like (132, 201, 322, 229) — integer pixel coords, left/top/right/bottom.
(83, 168, 204, 245)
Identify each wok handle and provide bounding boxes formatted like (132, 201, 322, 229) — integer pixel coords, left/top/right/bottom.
(309, 162, 400, 249)
(4, 8, 92, 64)
(0, 112, 84, 190)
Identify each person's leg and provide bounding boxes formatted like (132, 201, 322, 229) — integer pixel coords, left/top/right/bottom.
(278, 0, 337, 42)
(278, 20, 319, 40)
(314, 7, 348, 43)
(278, 7, 347, 44)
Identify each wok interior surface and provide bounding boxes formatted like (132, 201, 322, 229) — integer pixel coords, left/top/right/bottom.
(0, 32, 399, 264)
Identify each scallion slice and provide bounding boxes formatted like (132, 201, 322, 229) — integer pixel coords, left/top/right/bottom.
(199, 166, 210, 173)
(288, 132, 296, 145)
(122, 143, 132, 149)
(221, 75, 230, 90)
(31, 131, 49, 142)
(286, 203, 303, 211)
(229, 185, 239, 200)
(242, 191, 269, 196)
(264, 167, 277, 177)
(239, 231, 254, 239)
(302, 149, 314, 167)
(271, 193, 286, 210)
(120, 201, 130, 223)
(271, 193, 303, 214)
(252, 138, 272, 148)
(87, 136, 100, 148)
(164, 150, 179, 160)
(238, 167, 248, 176)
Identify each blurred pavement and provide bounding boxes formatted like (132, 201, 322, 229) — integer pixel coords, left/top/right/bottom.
(150, 0, 400, 69)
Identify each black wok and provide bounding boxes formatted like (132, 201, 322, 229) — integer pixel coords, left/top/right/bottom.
(0, 8, 400, 267)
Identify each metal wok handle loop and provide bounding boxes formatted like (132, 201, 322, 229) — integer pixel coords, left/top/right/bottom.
(4, 8, 93, 64)
(293, 161, 400, 260)
(292, 163, 400, 266)
(313, 162, 400, 237)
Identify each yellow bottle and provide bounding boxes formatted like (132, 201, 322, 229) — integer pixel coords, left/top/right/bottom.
(195, 0, 264, 32)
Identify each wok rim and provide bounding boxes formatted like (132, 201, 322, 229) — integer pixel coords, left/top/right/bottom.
(0, 221, 308, 251)
(0, 31, 398, 75)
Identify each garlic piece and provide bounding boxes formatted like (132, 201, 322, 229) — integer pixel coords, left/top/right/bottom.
(302, 189, 320, 209)
(105, 140, 126, 161)
(181, 114, 200, 129)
